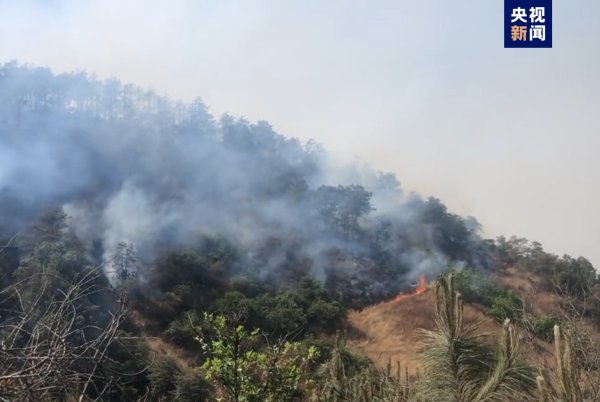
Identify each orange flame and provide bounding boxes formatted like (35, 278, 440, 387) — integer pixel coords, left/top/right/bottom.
(393, 274, 427, 302)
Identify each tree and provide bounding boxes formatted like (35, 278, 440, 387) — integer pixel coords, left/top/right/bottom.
(421, 198, 471, 262)
(0, 266, 129, 401)
(418, 273, 536, 402)
(314, 185, 373, 240)
(111, 241, 137, 286)
(196, 313, 317, 402)
(31, 207, 67, 244)
(147, 357, 181, 398)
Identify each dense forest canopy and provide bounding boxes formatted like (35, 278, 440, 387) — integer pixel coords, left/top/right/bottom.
(0, 62, 493, 304)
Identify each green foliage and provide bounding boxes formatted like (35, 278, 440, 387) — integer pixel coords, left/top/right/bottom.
(552, 256, 597, 299)
(307, 298, 347, 331)
(147, 358, 211, 401)
(527, 314, 558, 342)
(102, 336, 153, 400)
(214, 289, 308, 336)
(7, 198, 600, 402)
(314, 184, 373, 240)
(298, 336, 335, 366)
(197, 313, 317, 402)
(148, 357, 181, 397)
(212, 277, 345, 338)
(135, 248, 346, 339)
(489, 293, 524, 323)
(228, 274, 268, 297)
(453, 268, 524, 323)
(0, 209, 160, 401)
(293, 277, 346, 332)
(493, 237, 598, 301)
(31, 206, 68, 244)
(173, 370, 211, 401)
(421, 198, 472, 262)
(132, 243, 237, 328)
(494, 236, 530, 267)
(165, 310, 203, 348)
(453, 269, 502, 306)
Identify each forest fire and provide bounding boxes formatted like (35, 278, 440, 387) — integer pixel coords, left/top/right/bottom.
(393, 274, 427, 302)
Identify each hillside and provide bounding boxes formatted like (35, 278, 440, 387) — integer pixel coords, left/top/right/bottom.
(494, 266, 563, 316)
(346, 282, 497, 374)
(346, 267, 570, 375)
(0, 62, 494, 308)
(1, 63, 599, 401)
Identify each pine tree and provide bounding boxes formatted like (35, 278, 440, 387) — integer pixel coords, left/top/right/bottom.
(418, 273, 536, 402)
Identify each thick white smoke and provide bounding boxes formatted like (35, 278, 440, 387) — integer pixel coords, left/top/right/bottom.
(0, 62, 491, 300)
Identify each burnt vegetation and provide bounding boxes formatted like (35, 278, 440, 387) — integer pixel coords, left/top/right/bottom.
(1, 63, 599, 401)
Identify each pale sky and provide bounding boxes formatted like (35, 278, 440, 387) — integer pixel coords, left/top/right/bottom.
(1, 0, 599, 267)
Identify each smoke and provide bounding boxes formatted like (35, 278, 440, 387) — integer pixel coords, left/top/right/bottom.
(0, 62, 491, 300)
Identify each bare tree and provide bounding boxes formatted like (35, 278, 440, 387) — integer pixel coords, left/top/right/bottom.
(0, 266, 128, 401)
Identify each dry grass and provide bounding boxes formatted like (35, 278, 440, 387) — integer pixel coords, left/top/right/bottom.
(346, 273, 562, 375)
(145, 337, 194, 371)
(130, 309, 194, 371)
(346, 285, 501, 375)
(493, 266, 562, 317)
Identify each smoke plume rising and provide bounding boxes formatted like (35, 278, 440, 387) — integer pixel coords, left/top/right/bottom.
(0, 62, 491, 302)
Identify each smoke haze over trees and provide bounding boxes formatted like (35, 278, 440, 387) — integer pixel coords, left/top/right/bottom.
(2, 62, 600, 402)
(0, 62, 492, 304)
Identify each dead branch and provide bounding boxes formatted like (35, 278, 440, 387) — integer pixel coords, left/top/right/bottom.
(0, 266, 131, 401)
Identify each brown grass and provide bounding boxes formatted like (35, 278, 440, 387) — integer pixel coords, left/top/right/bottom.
(346, 285, 501, 375)
(493, 266, 562, 316)
(130, 309, 194, 371)
(346, 274, 558, 374)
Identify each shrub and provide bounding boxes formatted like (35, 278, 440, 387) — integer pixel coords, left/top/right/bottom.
(453, 268, 524, 323)
(307, 298, 346, 331)
(165, 311, 202, 348)
(198, 313, 317, 402)
(148, 357, 181, 397)
(453, 269, 505, 307)
(173, 370, 211, 402)
(528, 315, 558, 342)
(490, 293, 524, 323)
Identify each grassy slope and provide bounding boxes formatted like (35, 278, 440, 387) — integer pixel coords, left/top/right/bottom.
(133, 266, 587, 378)
(346, 268, 560, 374)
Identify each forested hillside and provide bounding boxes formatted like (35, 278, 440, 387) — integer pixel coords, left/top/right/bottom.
(0, 62, 492, 304)
(1, 63, 598, 401)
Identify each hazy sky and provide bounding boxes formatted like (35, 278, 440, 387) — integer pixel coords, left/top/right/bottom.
(1, 0, 599, 266)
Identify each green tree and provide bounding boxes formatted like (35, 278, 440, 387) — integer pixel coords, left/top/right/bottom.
(148, 357, 181, 397)
(314, 185, 373, 240)
(197, 313, 317, 402)
(489, 293, 524, 323)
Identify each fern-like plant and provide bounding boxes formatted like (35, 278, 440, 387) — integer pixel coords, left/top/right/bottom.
(417, 273, 537, 402)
